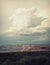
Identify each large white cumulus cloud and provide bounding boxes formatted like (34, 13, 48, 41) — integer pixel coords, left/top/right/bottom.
(4, 8, 48, 35)
(1, 7, 50, 39)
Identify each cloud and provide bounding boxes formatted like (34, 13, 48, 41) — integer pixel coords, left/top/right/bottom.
(3, 8, 47, 35)
(41, 19, 50, 27)
(28, 17, 46, 27)
(0, 7, 50, 41)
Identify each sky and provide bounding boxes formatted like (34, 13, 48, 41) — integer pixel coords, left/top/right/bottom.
(0, 0, 50, 45)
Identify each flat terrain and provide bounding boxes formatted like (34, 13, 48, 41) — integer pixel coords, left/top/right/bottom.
(0, 51, 50, 65)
